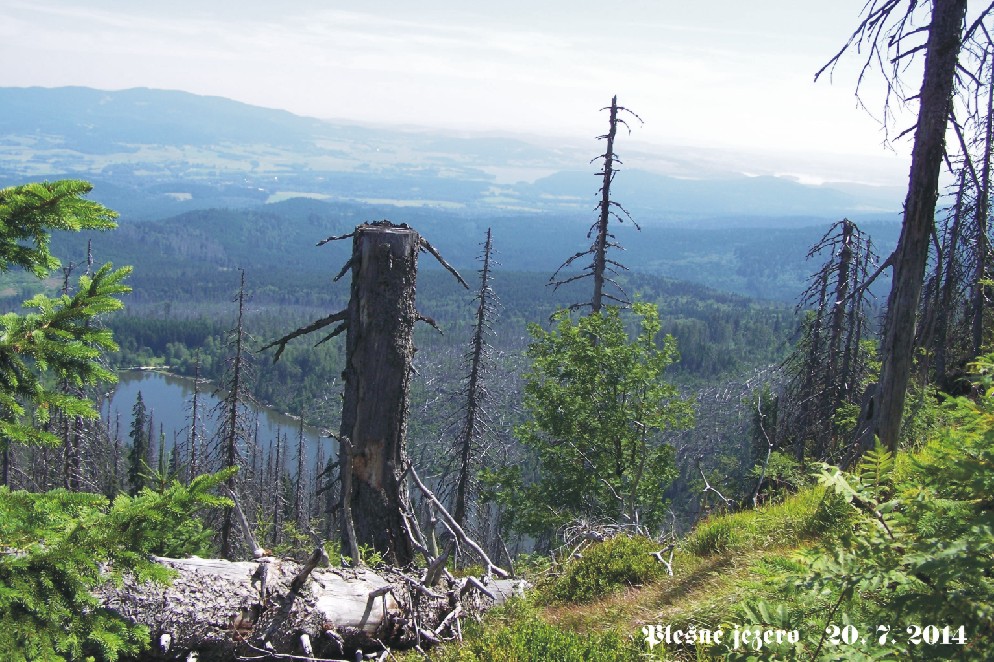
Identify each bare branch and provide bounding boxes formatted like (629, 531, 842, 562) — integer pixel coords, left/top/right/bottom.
(409, 464, 509, 578)
(313, 322, 348, 348)
(316, 231, 355, 247)
(222, 486, 265, 559)
(260, 310, 348, 362)
(420, 238, 469, 289)
(964, 1, 994, 42)
(550, 249, 593, 281)
(698, 464, 735, 510)
(332, 256, 355, 283)
(950, 109, 983, 192)
(550, 272, 594, 290)
(416, 312, 443, 334)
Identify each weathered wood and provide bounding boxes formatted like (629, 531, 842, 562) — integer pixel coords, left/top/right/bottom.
(410, 465, 509, 579)
(874, 0, 967, 452)
(266, 220, 469, 569)
(339, 222, 421, 567)
(98, 555, 526, 660)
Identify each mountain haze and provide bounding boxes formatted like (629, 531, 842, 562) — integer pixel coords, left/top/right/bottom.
(0, 86, 902, 220)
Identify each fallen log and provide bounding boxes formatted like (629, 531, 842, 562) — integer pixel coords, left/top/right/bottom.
(98, 554, 527, 661)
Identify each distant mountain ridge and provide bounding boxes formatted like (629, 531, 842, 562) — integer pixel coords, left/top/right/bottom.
(0, 86, 325, 150)
(0, 86, 903, 221)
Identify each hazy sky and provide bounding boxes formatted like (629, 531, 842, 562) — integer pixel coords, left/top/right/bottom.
(1, 0, 922, 185)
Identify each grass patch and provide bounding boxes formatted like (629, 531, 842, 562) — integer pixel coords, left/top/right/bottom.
(422, 485, 856, 661)
(418, 597, 645, 662)
(539, 535, 669, 605)
(541, 486, 854, 659)
(682, 485, 851, 556)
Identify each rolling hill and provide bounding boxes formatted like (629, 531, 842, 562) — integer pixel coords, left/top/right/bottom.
(1, 86, 903, 221)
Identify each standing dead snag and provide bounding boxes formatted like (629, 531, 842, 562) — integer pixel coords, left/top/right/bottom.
(782, 219, 877, 463)
(215, 269, 254, 560)
(340, 223, 420, 568)
(264, 221, 467, 567)
(818, 0, 979, 451)
(874, 0, 968, 453)
(452, 228, 497, 528)
(551, 95, 643, 313)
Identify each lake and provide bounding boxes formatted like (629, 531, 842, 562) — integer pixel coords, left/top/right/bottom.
(105, 370, 334, 475)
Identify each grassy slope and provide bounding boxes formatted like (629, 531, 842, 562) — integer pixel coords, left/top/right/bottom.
(426, 382, 994, 662)
(544, 487, 851, 660)
(409, 485, 853, 661)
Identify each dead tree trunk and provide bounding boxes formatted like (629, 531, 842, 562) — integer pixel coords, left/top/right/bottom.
(785, 219, 876, 462)
(339, 224, 421, 567)
(973, 68, 994, 357)
(188, 358, 202, 482)
(592, 99, 619, 314)
(219, 270, 249, 560)
(453, 228, 495, 527)
(294, 414, 306, 528)
(551, 96, 642, 312)
(874, 0, 966, 452)
(264, 220, 468, 568)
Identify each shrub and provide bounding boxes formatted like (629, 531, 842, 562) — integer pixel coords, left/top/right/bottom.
(430, 598, 644, 662)
(541, 534, 667, 604)
(726, 355, 994, 660)
(0, 469, 233, 661)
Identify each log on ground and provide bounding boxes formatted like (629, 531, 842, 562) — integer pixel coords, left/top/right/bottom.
(98, 555, 526, 661)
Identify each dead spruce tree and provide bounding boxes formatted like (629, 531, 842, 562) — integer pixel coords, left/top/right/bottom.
(551, 95, 642, 312)
(451, 228, 497, 530)
(783, 219, 877, 463)
(919, 168, 983, 390)
(926, 43, 994, 383)
(419, 229, 504, 570)
(213, 269, 256, 559)
(90, 221, 523, 660)
(951, 29, 994, 361)
(264, 220, 469, 567)
(817, 0, 994, 451)
(919, 171, 965, 387)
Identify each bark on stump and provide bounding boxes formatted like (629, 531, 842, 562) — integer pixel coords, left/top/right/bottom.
(874, 0, 967, 452)
(340, 223, 420, 567)
(262, 220, 468, 572)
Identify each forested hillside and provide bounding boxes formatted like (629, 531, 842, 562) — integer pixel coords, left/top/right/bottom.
(39, 197, 900, 303)
(2, 1, 994, 657)
(0, 172, 984, 660)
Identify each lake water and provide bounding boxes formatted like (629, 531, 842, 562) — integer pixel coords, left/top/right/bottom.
(105, 370, 334, 475)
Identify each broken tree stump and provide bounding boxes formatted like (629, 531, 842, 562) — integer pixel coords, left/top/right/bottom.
(263, 220, 470, 569)
(340, 223, 422, 568)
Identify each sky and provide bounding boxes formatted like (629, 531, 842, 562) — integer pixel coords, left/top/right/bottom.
(0, 0, 924, 186)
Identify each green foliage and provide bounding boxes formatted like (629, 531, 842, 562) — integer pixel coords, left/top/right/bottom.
(899, 379, 946, 451)
(0, 181, 130, 449)
(540, 534, 667, 604)
(0, 469, 233, 661)
(94, 267, 795, 436)
(356, 543, 386, 568)
(751, 451, 806, 498)
(0, 180, 117, 278)
(685, 518, 737, 556)
(683, 486, 853, 559)
(426, 597, 645, 662)
(493, 303, 693, 540)
(724, 355, 994, 660)
(127, 392, 149, 495)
